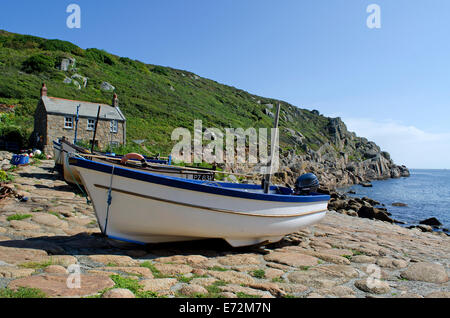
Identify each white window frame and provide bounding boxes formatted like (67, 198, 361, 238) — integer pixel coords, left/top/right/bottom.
(110, 120, 118, 133)
(87, 118, 96, 131)
(64, 116, 74, 129)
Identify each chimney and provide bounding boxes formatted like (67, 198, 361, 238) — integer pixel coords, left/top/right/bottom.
(112, 93, 119, 107)
(40, 83, 47, 97)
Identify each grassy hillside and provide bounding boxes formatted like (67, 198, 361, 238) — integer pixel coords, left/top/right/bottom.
(0, 30, 362, 160)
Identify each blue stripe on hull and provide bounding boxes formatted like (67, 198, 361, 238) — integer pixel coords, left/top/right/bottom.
(107, 235, 147, 245)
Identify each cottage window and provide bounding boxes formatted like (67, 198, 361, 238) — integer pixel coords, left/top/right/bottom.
(87, 119, 96, 131)
(64, 116, 74, 129)
(110, 120, 118, 133)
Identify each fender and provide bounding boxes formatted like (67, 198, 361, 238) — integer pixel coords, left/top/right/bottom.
(120, 153, 146, 166)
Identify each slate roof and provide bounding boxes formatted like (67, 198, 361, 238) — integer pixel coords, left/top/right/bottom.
(41, 96, 126, 122)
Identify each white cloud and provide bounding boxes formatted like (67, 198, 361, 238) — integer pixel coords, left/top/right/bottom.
(341, 117, 450, 169)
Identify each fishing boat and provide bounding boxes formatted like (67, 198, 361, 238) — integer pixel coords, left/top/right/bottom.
(53, 139, 63, 173)
(58, 138, 215, 184)
(69, 156, 330, 247)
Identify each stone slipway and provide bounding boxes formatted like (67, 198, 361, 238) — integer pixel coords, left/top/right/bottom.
(0, 160, 448, 298)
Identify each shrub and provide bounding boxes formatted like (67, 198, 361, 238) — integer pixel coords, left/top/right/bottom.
(0, 125, 28, 148)
(0, 34, 43, 50)
(0, 83, 26, 99)
(21, 54, 55, 74)
(250, 269, 266, 279)
(119, 57, 135, 66)
(150, 65, 168, 76)
(40, 39, 83, 56)
(85, 48, 115, 65)
(33, 152, 46, 160)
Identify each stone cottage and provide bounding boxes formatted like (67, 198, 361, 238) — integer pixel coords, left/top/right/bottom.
(34, 84, 126, 155)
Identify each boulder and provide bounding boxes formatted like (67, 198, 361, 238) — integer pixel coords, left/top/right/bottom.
(102, 288, 135, 298)
(264, 252, 319, 268)
(400, 262, 448, 284)
(100, 81, 115, 91)
(357, 206, 395, 223)
(419, 217, 442, 227)
(8, 274, 114, 297)
(354, 279, 390, 294)
(178, 284, 208, 296)
(264, 108, 275, 118)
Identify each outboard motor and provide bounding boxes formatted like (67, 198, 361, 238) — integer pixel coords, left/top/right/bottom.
(294, 173, 319, 195)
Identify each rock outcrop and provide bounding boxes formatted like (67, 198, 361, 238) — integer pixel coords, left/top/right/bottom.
(273, 117, 410, 189)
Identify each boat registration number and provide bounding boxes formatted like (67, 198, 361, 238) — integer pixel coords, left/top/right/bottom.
(191, 174, 214, 181)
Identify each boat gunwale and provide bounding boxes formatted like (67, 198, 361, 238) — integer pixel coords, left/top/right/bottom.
(71, 157, 331, 203)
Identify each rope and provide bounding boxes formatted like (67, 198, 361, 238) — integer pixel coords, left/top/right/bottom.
(64, 153, 91, 205)
(104, 165, 115, 236)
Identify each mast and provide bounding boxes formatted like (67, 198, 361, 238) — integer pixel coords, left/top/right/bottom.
(74, 104, 80, 144)
(91, 106, 101, 153)
(264, 103, 281, 194)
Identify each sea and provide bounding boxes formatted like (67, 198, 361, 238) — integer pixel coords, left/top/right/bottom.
(338, 169, 450, 231)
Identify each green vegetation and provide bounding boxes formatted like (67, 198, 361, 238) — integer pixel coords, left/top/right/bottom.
(271, 277, 285, 283)
(351, 250, 366, 256)
(250, 269, 266, 279)
(19, 257, 67, 269)
(0, 29, 372, 163)
(19, 259, 53, 269)
(342, 255, 352, 260)
(39, 39, 83, 56)
(7, 213, 32, 221)
(22, 54, 56, 74)
(177, 273, 208, 284)
(140, 261, 160, 274)
(0, 287, 46, 298)
(204, 280, 228, 298)
(33, 152, 47, 160)
(0, 170, 14, 183)
(91, 275, 160, 298)
(106, 262, 119, 267)
(140, 261, 173, 279)
(236, 292, 259, 298)
(47, 211, 63, 219)
(208, 266, 230, 272)
(299, 266, 310, 271)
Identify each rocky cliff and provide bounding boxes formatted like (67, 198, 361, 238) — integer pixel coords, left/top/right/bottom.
(273, 117, 410, 189)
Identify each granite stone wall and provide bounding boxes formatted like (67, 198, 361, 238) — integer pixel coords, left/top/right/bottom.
(39, 113, 125, 155)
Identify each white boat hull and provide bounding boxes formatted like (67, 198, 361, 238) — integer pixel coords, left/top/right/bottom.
(53, 141, 63, 169)
(61, 142, 82, 184)
(75, 163, 329, 247)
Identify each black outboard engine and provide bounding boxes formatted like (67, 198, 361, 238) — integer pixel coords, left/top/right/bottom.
(294, 173, 319, 195)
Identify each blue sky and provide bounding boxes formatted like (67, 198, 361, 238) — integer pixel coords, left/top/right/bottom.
(1, 0, 449, 168)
